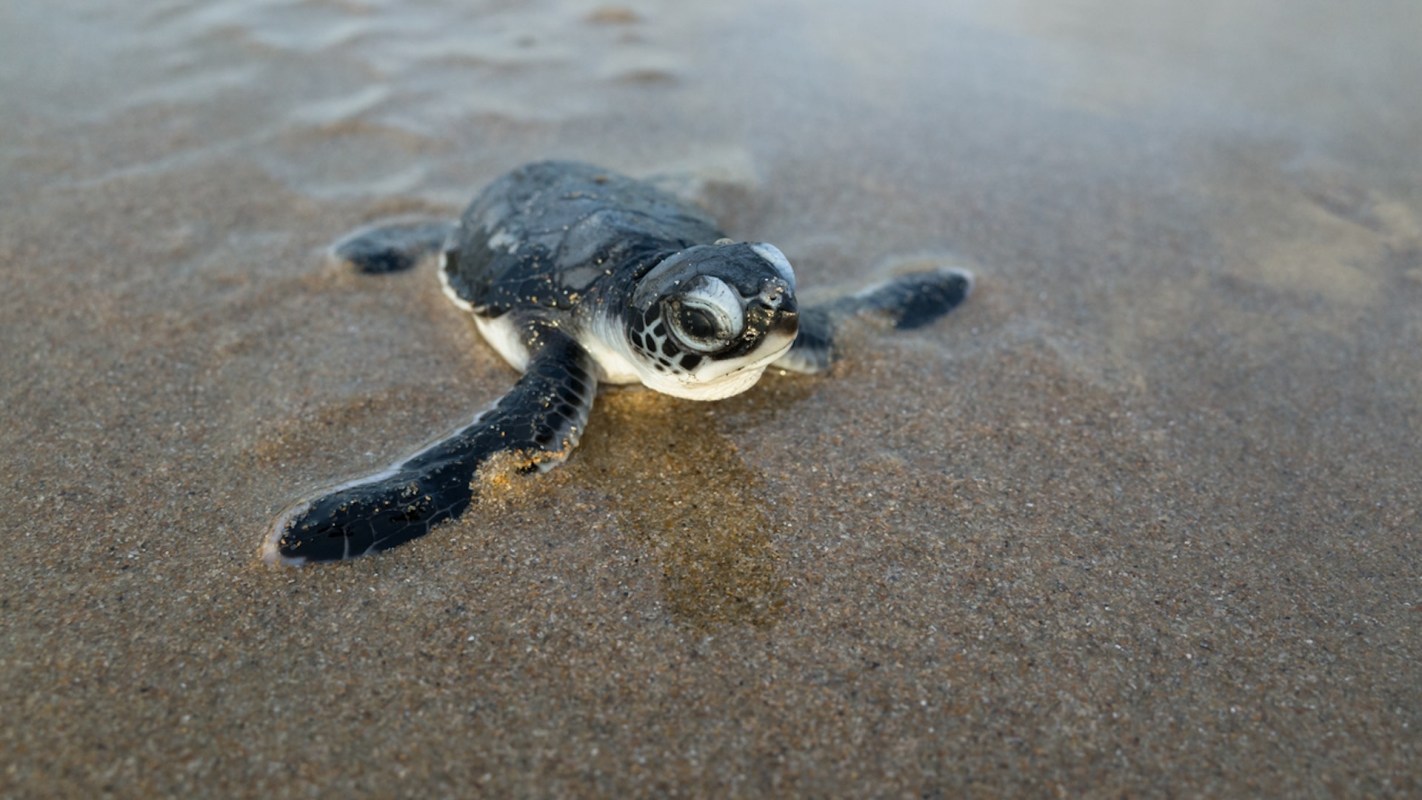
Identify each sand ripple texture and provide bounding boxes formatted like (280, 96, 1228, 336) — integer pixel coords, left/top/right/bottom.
(2, 0, 1421, 797)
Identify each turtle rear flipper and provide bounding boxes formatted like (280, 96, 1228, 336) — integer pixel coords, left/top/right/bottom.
(330, 218, 457, 274)
(263, 324, 596, 565)
(774, 267, 973, 374)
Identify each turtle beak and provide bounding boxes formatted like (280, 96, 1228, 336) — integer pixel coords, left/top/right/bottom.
(770, 305, 798, 338)
(756, 279, 798, 339)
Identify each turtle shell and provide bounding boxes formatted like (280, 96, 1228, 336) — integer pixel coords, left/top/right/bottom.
(443, 160, 725, 318)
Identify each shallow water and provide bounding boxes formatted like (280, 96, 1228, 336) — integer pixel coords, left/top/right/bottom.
(4, 0, 1421, 796)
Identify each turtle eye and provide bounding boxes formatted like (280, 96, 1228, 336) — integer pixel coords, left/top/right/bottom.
(663, 276, 745, 354)
(676, 306, 721, 340)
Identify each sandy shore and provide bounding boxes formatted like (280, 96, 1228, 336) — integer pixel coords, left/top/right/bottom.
(3, 0, 1420, 796)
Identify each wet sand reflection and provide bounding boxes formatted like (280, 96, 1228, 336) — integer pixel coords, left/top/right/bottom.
(577, 388, 795, 628)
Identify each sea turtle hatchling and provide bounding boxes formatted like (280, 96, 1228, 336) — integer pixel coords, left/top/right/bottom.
(264, 160, 972, 565)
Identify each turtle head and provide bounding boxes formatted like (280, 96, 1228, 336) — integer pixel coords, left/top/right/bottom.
(624, 240, 799, 400)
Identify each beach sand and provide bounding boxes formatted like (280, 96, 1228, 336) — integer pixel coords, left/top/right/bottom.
(3, 0, 1420, 796)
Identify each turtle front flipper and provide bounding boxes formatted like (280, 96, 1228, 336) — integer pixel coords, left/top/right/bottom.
(263, 324, 596, 565)
(774, 267, 974, 374)
(330, 218, 458, 274)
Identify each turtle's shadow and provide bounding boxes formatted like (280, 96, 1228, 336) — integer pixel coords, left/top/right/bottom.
(576, 376, 818, 628)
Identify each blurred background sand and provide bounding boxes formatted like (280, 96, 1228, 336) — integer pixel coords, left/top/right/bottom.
(3, 0, 1420, 795)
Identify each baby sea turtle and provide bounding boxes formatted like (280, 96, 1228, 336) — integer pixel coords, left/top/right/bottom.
(264, 160, 972, 565)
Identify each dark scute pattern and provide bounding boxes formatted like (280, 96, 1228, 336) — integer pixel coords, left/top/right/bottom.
(446, 161, 726, 315)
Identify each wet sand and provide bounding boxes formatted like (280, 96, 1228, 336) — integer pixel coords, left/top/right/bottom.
(4, 0, 1421, 796)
